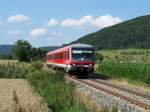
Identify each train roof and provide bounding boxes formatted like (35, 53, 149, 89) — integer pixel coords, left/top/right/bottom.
(46, 43, 93, 55)
(69, 43, 93, 48)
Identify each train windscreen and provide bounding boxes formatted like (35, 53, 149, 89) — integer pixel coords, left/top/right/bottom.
(72, 48, 94, 61)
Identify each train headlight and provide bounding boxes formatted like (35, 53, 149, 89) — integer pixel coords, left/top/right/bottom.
(89, 64, 92, 66)
(67, 65, 71, 68)
(72, 63, 76, 66)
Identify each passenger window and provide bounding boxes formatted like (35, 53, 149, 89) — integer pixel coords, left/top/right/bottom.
(66, 51, 69, 59)
(63, 52, 66, 59)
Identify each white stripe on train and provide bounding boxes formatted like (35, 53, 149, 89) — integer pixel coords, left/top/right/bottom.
(47, 62, 67, 68)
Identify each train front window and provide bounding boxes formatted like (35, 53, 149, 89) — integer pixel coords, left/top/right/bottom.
(72, 48, 93, 61)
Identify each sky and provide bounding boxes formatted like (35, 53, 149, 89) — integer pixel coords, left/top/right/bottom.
(0, 0, 149, 47)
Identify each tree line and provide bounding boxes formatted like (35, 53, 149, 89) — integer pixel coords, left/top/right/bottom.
(0, 40, 104, 62)
(0, 40, 48, 62)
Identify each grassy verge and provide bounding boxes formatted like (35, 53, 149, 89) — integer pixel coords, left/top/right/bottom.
(0, 61, 119, 112)
(0, 62, 87, 112)
(96, 62, 150, 86)
(26, 69, 87, 112)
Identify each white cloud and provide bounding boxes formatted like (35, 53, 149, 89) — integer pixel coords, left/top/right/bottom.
(47, 19, 59, 27)
(91, 15, 123, 28)
(61, 15, 123, 28)
(7, 30, 22, 35)
(7, 15, 30, 23)
(51, 32, 62, 36)
(30, 28, 47, 37)
(62, 15, 92, 27)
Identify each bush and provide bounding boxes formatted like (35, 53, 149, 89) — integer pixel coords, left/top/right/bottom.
(31, 61, 43, 70)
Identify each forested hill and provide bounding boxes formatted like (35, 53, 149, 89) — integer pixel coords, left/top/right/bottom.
(0, 45, 59, 55)
(0, 45, 12, 55)
(70, 15, 150, 50)
(40, 46, 60, 51)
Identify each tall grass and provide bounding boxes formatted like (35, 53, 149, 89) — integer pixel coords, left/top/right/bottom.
(97, 62, 150, 85)
(0, 61, 119, 112)
(26, 70, 87, 112)
(0, 62, 87, 112)
(0, 63, 28, 78)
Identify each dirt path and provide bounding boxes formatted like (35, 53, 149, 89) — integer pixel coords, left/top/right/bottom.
(0, 79, 49, 112)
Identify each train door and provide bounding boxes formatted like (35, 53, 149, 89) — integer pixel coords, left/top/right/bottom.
(64, 50, 70, 72)
(63, 51, 66, 64)
(64, 50, 69, 64)
(66, 50, 69, 61)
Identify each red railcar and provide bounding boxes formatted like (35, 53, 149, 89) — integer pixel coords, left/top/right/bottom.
(46, 44, 95, 74)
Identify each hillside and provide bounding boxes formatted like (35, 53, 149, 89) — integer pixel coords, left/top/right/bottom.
(70, 15, 150, 50)
(39, 46, 60, 51)
(0, 45, 59, 55)
(0, 45, 12, 55)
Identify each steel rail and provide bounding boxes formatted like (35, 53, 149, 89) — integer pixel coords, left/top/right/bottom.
(90, 79, 150, 99)
(67, 75, 150, 110)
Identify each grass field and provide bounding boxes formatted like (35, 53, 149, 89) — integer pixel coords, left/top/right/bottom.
(0, 79, 48, 112)
(0, 61, 28, 79)
(0, 60, 18, 64)
(96, 49, 150, 91)
(98, 49, 150, 63)
(96, 62, 150, 85)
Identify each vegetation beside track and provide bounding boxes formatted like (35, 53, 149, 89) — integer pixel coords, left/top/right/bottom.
(96, 62, 150, 86)
(0, 61, 119, 112)
(0, 62, 86, 112)
(27, 70, 87, 112)
(0, 62, 28, 79)
(95, 49, 150, 87)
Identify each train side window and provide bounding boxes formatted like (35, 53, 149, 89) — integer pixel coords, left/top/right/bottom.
(47, 55, 51, 60)
(49, 55, 51, 60)
(63, 51, 66, 59)
(66, 51, 69, 59)
(56, 53, 59, 59)
(59, 52, 62, 60)
(48, 56, 50, 60)
(61, 52, 63, 60)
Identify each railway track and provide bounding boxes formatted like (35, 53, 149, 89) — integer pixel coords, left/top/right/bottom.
(66, 74, 150, 111)
(43, 64, 150, 111)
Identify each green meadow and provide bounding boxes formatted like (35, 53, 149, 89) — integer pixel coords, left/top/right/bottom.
(96, 49, 150, 86)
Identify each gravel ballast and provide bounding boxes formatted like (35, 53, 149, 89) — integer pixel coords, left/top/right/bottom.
(65, 76, 150, 112)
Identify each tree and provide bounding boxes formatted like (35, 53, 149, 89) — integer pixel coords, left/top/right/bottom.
(12, 40, 32, 62)
(30, 48, 48, 61)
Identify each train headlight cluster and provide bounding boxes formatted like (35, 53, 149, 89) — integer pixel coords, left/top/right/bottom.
(68, 65, 71, 68)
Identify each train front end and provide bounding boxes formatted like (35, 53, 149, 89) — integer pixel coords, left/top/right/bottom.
(66, 44, 95, 74)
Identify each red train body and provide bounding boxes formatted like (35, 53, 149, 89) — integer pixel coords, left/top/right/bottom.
(46, 44, 95, 74)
